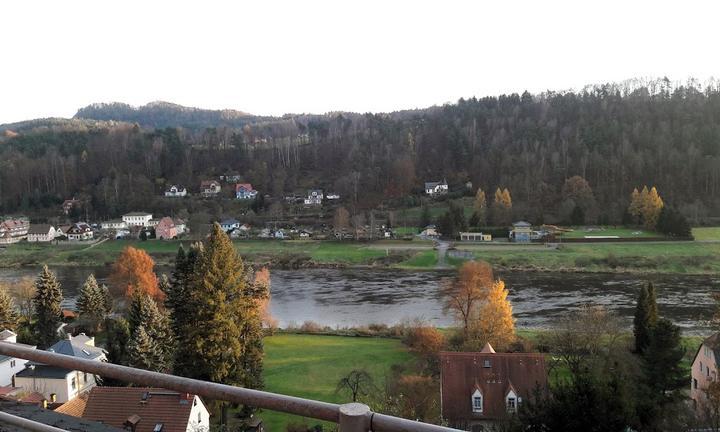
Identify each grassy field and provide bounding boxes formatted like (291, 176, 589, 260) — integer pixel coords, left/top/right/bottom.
(458, 241, 720, 274)
(397, 250, 438, 268)
(256, 334, 413, 431)
(692, 227, 720, 241)
(559, 227, 662, 239)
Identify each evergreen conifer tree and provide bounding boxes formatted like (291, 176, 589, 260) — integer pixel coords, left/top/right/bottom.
(32, 265, 63, 348)
(127, 325, 164, 371)
(77, 274, 104, 326)
(0, 287, 19, 331)
(128, 292, 174, 372)
(634, 282, 659, 354)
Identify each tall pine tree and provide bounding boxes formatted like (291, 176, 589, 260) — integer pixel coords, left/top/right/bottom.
(179, 223, 264, 390)
(0, 287, 19, 332)
(633, 282, 658, 354)
(128, 325, 164, 371)
(128, 292, 174, 372)
(76, 274, 107, 330)
(32, 265, 63, 349)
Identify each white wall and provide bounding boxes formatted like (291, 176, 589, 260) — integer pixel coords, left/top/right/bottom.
(14, 370, 97, 403)
(186, 396, 211, 432)
(0, 358, 25, 386)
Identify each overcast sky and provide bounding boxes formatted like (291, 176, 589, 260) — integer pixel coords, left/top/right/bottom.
(1, 0, 719, 124)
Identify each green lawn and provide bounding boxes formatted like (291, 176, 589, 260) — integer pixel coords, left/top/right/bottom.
(398, 197, 475, 221)
(257, 334, 413, 431)
(398, 250, 438, 268)
(559, 227, 662, 239)
(692, 227, 720, 241)
(457, 241, 720, 273)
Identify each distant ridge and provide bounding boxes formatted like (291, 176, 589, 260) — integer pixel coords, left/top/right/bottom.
(74, 101, 274, 129)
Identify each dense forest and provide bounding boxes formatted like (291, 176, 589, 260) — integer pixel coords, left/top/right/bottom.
(1, 78, 719, 224)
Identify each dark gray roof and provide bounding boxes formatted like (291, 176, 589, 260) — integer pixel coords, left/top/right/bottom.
(15, 365, 73, 379)
(221, 218, 240, 225)
(513, 221, 532, 227)
(0, 400, 122, 432)
(122, 212, 152, 217)
(27, 224, 54, 235)
(46, 338, 104, 360)
(0, 343, 35, 363)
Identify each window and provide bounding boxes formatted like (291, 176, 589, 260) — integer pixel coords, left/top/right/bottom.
(701, 361, 704, 371)
(506, 390, 518, 412)
(507, 397, 516, 412)
(84, 373, 88, 383)
(708, 366, 712, 377)
(694, 378, 698, 389)
(10, 360, 15, 368)
(483, 360, 491, 368)
(71, 377, 76, 390)
(471, 389, 483, 413)
(198, 412, 202, 423)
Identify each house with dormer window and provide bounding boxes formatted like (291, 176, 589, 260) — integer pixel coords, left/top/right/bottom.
(691, 332, 720, 419)
(235, 183, 258, 200)
(14, 333, 106, 403)
(440, 343, 547, 431)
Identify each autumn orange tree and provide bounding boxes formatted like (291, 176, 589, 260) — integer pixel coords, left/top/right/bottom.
(254, 267, 277, 331)
(442, 260, 494, 339)
(110, 246, 161, 301)
(629, 186, 664, 230)
(491, 187, 512, 225)
(469, 279, 515, 350)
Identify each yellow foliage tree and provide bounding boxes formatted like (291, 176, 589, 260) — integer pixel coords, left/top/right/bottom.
(492, 187, 513, 225)
(469, 279, 516, 350)
(628, 185, 664, 230)
(474, 188, 487, 225)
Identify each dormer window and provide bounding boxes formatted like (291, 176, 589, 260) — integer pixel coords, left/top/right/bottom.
(506, 389, 518, 412)
(471, 389, 483, 413)
(483, 360, 491, 368)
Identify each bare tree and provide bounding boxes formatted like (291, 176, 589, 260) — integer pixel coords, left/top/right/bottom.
(336, 370, 376, 402)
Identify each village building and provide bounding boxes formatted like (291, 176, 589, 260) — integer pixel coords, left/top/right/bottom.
(220, 218, 241, 232)
(66, 223, 94, 241)
(440, 344, 548, 431)
(164, 185, 187, 197)
(100, 220, 127, 230)
(77, 387, 210, 432)
(304, 189, 324, 205)
(460, 232, 492, 242)
(0, 219, 30, 241)
(155, 217, 178, 240)
(425, 180, 449, 196)
(62, 199, 80, 215)
(173, 218, 187, 235)
(0, 330, 36, 387)
(235, 183, 258, 200)
(147, 219, 161, 228)
(510, 221, 533, 243)
(200, 180, 221, 197)
(691, 332, 720, 415)
(26, 225, 57, 243)
(14, 334, 106, 403)
(326, 193, 340, 200)
(220, 172, 242, 183)
(122, 212, 153, 227)
(298, 229, 313, 239)
(419, 224, 440, 239)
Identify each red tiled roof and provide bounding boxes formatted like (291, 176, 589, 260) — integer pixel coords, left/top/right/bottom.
(55, 391, 89, 417)
(235, 183, 254, 192)
(17, 391, 46, 404)
(440, 350, 548, 421)
(82, 387, 198, 432)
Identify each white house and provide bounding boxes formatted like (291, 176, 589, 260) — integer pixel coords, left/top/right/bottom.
(304, 189, 323, 205)
(200, 180, 221, 197)
(0, 330, 35, 387)
(26, 225, 57, 243)
(424, 180, 449, 196)
(419, 224, 440, 238)
(220, 218, 241, 232)
(326, 193, 340, 200)
(66, 223, 94, 241)
(79, 387, 210, 432)
(122, 212, 153, 227)
(164, 185, 187, 197)
(100, 220, 127, 230)
(14, 334, 106, 403)
(235, 183, 258, 200)
(173, 218, 187, 235)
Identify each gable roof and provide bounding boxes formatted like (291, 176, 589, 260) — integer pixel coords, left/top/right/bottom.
(82, 387, 200, 432)
(123, 212, 152, 217)
(512, 221, 532, 227)
(200, 180, 219, 187)
(55, 390, 90, 417)
(17, 334, 105, 378)
(0, 399, 121, 432)
(235, 183, 255, 192)
(27, 224, 54, 235)
(440, 351, 548, 421)
(694, 332, 720, 368)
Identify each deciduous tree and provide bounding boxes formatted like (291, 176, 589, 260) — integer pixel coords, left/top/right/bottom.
(469, 279, 515, 351)
(442, 261, 494, 338)
(473, 188, 487, 226)
(336, 370, 376, 402)
(110, 246, 161, 300)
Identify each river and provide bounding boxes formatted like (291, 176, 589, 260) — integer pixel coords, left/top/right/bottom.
(0, 267, 717, 333)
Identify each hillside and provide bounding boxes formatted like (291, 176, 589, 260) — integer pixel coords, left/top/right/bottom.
(1, 78, 719, 225)
(73, 101, 273, 129)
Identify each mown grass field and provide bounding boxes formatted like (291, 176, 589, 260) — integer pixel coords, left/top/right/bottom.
(558, 227, 662, 239)
(457, 241, 720, 274)
(257, 334, 413, 431)
(692, 227, 720, 241)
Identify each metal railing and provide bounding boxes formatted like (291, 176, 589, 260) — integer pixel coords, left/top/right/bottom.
(0, 342, 463, 432)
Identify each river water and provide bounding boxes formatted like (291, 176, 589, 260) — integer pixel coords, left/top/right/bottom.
(0, 266, 717, 333)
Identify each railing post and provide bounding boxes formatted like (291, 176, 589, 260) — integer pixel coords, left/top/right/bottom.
(338, 402, 371, 432)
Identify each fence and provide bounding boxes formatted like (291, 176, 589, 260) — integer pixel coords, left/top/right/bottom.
(0, 342, 463, 432)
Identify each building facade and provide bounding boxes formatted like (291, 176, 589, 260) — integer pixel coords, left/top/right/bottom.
(122, 213, 153, 227)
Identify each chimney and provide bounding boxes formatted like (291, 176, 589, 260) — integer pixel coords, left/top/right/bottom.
(42, 399, 47, 409)
(50, 393, 57, 403)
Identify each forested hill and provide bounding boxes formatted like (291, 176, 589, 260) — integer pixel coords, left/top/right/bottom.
(2, 78, 720, 223)
(73, 101, 274, 129)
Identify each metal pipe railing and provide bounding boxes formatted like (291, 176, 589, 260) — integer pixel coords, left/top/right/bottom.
(0, 342, 462, 432)
(0, 410, 69, 432)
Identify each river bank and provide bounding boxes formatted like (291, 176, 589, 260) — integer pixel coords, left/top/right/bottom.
(1, 238, 719, 275)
